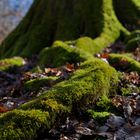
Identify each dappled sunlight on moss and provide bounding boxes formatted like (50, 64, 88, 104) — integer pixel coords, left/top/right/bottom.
(0, 57, 24, 71)
(0, 58, 119, 139)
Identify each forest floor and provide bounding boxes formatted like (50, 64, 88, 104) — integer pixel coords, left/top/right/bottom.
(1, 41, 140, 140)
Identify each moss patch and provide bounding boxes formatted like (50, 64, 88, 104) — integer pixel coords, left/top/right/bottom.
(126, 37, 140, 52)
(125, 30, 140, 51)
(24, 76, 58, 91)
(75, 0, 129, 54)
(125, 30, 140, 42)
(121, 86, 140, 96)
(108, 54, 140, 72)
(0, 58, 119, 139)
(113, 0, 140, 30)
(0, 109, 50, 140)
(0, 57, 24, 71)
(87, 109, 110, 125)
(39, 41, 93, 67)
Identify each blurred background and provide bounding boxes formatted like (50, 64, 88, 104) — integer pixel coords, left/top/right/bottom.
(0, 0, 33, 43)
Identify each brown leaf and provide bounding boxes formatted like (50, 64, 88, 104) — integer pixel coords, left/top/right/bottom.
(63, 63, 75, 72)
(0, 106, 8, 113)
(112, 95, 123, 109)
(100, 53, 109, 59)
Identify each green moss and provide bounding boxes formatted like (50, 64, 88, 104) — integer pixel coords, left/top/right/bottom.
(21, 99, 70, 124)
(75, 37, 95, 53)
(24, 76, 58, 91)
(121, 86, 140, 96)
(126, 37, 140, 51)
(30, 65, 43, 73)
(0, 57, 24, 71)
(0, 0, 129, 58)
(21, 59, 119, 109)
(75, 0, 129, 55)
(113, 0, 140, 29)
(133, 0, 140, 7)
(96, 95, 112, 111)
(121, 53, 134, 58)
(1, 1, 140, 140)
(87, 109, 110, 125)
(43, 59, 118, 107)
(125, 30, 140, 42)
(125, 30, 140, 52)
(0, 58, 119, 139)
(0, 110, 50, 140)
(108, 54, 140, 72)
(39, 41, 93, 67)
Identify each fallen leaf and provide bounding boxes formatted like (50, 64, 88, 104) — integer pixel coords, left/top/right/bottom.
(100, 53, 109, 59)
(75, 126, 93, 135)
(0, 106, 8, 113)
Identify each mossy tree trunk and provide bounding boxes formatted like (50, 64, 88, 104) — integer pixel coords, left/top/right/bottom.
(1, 0, 136, 57)
(0, 0, 140, 139)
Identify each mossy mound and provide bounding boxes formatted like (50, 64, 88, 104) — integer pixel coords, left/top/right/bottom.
(0, 110, 50, 140)
(0, 57, 24, 71)
(0, 58, 119, 139)
(39, 41, 93, 67)
(22, 59, 119, 109)
(108, 54, 140, 72)
(24, 76, 58, 91)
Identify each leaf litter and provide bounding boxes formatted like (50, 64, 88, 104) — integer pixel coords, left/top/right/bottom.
(1, 42, 140, 139)
(0, 56, 78, 114)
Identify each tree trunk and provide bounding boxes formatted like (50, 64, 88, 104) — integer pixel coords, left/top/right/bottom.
(0, 0, 133, 57)
(0, 0, 140, 139)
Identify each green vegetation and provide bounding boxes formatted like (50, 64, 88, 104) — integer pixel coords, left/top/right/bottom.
(88, 110, 110, 125)
(125, 30, 140, 42)
(96, 95, 112, 111)
(24, 76, 58, 91)
(108, 54, 140, 72)
(0, 59, 119, 139)
(121, 86, 140, 96)
(0, 110, 50, 140)
(125, 30, 140, 51)
(39, 41, 92, 67)
(114, 0, 140, 29)
(0, 0, 129, 58)
(0, 0, 140, 139)
(0, 57, 24, 71)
